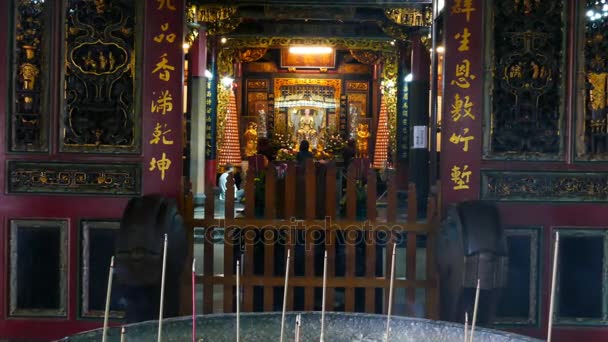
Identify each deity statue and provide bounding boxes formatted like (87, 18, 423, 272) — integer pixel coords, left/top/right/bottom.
(243, 122, 258, 157)
(290, 108, 325, 147)
(19, 63, 39, 90)
(356, 123, 370, 158)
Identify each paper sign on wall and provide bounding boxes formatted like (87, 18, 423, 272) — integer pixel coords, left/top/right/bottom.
(413, 125, 428, 149)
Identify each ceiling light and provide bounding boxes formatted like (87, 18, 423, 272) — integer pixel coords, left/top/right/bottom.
(288, 46, 333, 55)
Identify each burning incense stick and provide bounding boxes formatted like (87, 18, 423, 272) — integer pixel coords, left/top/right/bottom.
(158, 234, 168, 342)
(102, 256, 114, 342)
(464, 312, 468, 342)
(236, 260, 241, 342)
(120, 326, 125, 342)
(280, 249, 291, 342)
(469, 279, 480, 342)
(547, 232, 559, 342)
(192, 258, 196, 342)
(320, 249, 328, 342)
(385, 242, 396, 342)
(295, 313, 302, 342)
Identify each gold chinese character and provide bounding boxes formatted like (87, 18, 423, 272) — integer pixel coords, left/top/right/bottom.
(454, 28, 471, 52)
(156, 0, 176, 11)
(154, 23, 177, 44)
(450, 59, 476, 89)
(451, 0, 476, 22)
(449, 128, 474, 152)
(152, 53, 175, 81)
(149, 152, 172, 180)
(149, 122, 174, 145)
(451, 165, 472, 190)
(450, 94, 475, 122)
(151, 90, 174, 115)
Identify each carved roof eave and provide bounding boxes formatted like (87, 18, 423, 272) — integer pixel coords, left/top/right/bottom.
(220, 36, 398, 52)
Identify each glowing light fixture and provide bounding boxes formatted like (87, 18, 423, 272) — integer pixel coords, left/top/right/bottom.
(436, 46, 445, 53)
(288, 46, 333, 55)
(404, 73, 413, 82)
(204, 70, 213, 79)
(221, 76, 234, 87)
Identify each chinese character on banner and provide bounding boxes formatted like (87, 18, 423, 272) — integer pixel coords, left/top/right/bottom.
(454, 28, 471, 52)
(157, 0, 176, 11)
(149, 152, 172, 180)
(449, 128, 475, 152)
(152, 53, 175, 81)
(451, 165, 472, 190)
(451, 0, 476, 22)
(450, 94, 475, 122)
(149, 122, 174, 145)
(151, 90, 174, 115)
(450, 59, 476, 89)
(154, 23, 176, 43)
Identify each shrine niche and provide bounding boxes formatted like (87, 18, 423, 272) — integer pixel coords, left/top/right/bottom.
(274, 78, 341, 148)
(61, 0, 138, 153)
(485, 0, 566, 160)
(576, 0, 608, 160)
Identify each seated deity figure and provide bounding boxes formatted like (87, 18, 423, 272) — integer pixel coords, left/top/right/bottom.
(291, 108, 324, 147)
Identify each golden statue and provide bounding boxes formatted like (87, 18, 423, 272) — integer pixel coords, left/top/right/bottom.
(356, 123, 370, 158)
(19, 63, 39, 90)
(243, 122, 258, 157)
(291, 108, 324, 147)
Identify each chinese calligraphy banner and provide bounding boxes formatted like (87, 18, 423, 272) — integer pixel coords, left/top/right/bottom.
(440, 0, 483, 210)
(143, 0, 184, 196)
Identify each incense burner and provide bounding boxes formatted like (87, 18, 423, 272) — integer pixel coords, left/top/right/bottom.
(60, 312, 541, 341)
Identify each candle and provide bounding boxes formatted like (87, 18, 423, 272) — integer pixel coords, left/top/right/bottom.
(192, 258, 196, 342)
(236, 260, 241, 342)
(547, 232, 559, 342)
(469, 279, 480, 342)
(295, 313, 302, 342)
(320, 250, 328, 342)
(464, 312, 468, 342)
(158, 234, 168, 342)
(280, 249, 291, 342)
(385, 242, 396, 342)
(102, 256, 114, 342)
(120, 326, 125, 342)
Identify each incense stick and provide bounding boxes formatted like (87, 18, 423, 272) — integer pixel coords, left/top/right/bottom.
(120, 326, 125, 342)
(464, 312, 468, 342)
(385, 242, 396, 342)
(547, 232, 559, 342)
(236, 260, 241, 342)
(469, 279, 480, 342)
(192, 258, 196, 342)
(280, 249, 291, 342)
(102, 256, 114, 342)
(158, 234, 168, 342)
(320, 250, 328, 342)
(295, 313, 302, 342)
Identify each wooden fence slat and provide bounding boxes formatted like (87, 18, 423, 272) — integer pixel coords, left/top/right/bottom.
(384, 233, 396, 314)
(365, 230, 376, 313)
(245, 169, 255, 218)
(243, 229, 255, 311)
(263, 229, 275, 311)
(284, 162, 296, 219)
(387, 171, 397, 222)
(223, 227, 234, 313)
(325, 162, 337, 219)
(204, 182, 215, 220)
(225, 173, 235, 220)
(265, 164, 276, 219)
(203, 227, 214, 314)
(426, 196, 439, 319)
(286, 229, 295, 310)
(346, 164, 357, 220)
(326, 229, 336, 312)
(366, 168, 377, 222)
(305, 158, 316, 220)
(406, 183, 417, 315)
(304, 228, 315, 310)
(345, 229, 356, 312)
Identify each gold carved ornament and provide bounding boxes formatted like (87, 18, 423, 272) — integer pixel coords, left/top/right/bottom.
(194, 5, 241, 36)
(381, 52, 399, 156)
(221, 37, 395, 53)
(349, 50, 382, 65)
(384, 7, 427, 27)
(237, 48, 268, 63)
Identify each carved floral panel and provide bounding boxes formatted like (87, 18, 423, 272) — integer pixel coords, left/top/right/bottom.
(62, 0, 138, 153)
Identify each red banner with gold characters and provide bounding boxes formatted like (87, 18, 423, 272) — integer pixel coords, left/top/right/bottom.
(440, 0, 483, 210)
(143, 0, 184, 197)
